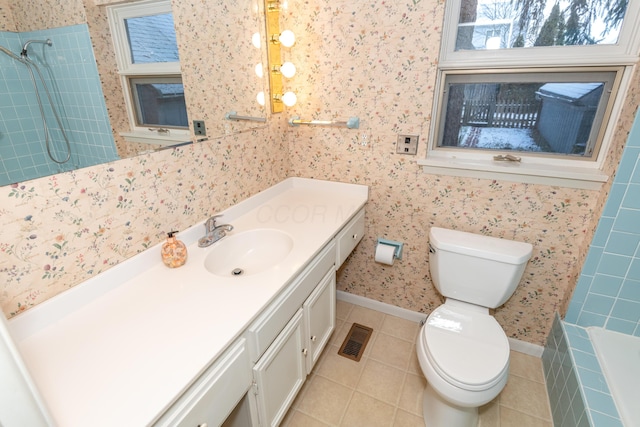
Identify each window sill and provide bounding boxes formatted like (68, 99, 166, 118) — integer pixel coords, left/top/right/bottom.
(416, 156, 608, 190)
(120, 131, 190, 147)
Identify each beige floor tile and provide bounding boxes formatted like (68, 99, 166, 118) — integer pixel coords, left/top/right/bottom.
(315, 344, 365, 388)
(296, 376, 353, 425)
(478, 398, 500, 427)
(336, 300, 353, 321)
(500, 375, 552, 421)
(398, 372, 427, 416)
(509, 350, 545, 383)
(500, 406, 553, 427)
(356, 359, 405, 405)
(407, 345, 422, 375)
(341, 392, 395, 427)
(346, 305, 386, 330)
(393, 409, 425, 427)
(368, 332, 414, 370)
(281, 409, 332, 427)
(380, 314, 420, 342)
(328, 321, 351, 347)
(286, 304, 553, 427)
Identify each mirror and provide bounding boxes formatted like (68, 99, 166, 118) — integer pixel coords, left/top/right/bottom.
(0, 0, 268, 186)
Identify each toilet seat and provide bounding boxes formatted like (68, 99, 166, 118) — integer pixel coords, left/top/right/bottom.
(422, 304, 509, 391)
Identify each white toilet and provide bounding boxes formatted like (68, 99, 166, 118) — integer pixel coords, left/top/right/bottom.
(417, 227, 532, 427)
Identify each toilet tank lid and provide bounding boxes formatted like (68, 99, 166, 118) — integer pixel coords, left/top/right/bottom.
(430, 227, 533, 264)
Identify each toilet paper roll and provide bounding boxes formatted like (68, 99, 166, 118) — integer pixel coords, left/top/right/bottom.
(375, 243, 396, 265)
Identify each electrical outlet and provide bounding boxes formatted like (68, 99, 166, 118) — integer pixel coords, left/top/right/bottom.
(193, 120, 207, 136)
(396, 134, 419, 155)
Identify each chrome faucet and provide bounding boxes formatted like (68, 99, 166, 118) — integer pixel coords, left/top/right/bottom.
(198, 215, 234, 247)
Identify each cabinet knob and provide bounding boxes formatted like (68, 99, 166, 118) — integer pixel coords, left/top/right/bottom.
(352, 233, 358, 239)
(311, 335, 317, 342)
(197, 424, 208, 427)
(302, 348, 308, 356)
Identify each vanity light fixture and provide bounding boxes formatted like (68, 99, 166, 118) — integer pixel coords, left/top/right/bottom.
(264, 0, 296, 112)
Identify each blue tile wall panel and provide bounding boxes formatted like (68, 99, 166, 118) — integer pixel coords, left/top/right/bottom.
(0, 25, 118, 185)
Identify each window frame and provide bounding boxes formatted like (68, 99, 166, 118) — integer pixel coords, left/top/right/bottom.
(420, 1, 640, 189)
(107, 0, 189, 140)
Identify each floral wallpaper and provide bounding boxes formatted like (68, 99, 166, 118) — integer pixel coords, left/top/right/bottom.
(0, 128, 288, 317)
(1, 0, 639, 348)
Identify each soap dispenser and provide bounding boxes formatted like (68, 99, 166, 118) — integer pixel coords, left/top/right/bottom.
(161, 231, 187, 268)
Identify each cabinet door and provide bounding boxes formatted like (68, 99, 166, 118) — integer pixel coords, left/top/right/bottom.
(253, 309, 306, 427)
(303, 268, 336, 374)
(155, 338, 251, 427)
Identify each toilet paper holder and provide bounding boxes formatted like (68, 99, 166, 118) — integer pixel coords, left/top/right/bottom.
(376, 238, 403, 260)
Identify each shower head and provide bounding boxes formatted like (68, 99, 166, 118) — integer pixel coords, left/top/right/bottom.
(20, 39, 52, 58)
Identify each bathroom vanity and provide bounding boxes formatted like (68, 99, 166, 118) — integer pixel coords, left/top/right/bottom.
(7, 178, 368, 427)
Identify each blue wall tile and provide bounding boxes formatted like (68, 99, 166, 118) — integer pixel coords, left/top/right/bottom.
(0, 25, 118, 185)
(569, 108, 640, 334)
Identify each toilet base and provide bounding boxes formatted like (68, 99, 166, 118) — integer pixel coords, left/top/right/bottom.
(423, 382, 478, 427)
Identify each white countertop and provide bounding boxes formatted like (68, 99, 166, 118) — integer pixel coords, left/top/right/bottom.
(8, 178, 368, 427)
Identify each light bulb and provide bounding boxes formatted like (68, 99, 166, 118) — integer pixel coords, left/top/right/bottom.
(279, 30, 295, 47)
(282, 91, 297, 107)
(280, 62, 296, 78)
(252, 32, 261, 49)
(257, 91, 265, 106)
(255, 63, 263, 78)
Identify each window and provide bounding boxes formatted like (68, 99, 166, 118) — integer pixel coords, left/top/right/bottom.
(420, 0, 640, 189)
(107, 0, 188, 142)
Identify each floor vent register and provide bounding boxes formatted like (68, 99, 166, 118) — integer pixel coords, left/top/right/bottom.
(338, 323, 373, 362)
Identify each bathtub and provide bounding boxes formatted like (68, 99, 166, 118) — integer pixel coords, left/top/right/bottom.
(588, 327, 640, 427)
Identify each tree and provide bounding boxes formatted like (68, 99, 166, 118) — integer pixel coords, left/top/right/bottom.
(535, 3, 564, 46)
(511, 0, 548, 47)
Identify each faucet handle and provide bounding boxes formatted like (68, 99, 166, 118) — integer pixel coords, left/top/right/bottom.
(205, 214, 223, 230)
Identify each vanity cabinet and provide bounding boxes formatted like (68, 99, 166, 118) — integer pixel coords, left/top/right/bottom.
(248, 242, 337, 427)
(154, 338, 251, 427)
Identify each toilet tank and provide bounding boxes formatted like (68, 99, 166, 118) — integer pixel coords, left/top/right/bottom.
(429, 227, 533, 308)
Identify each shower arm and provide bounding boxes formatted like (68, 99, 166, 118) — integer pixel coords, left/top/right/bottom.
(21, 39, 52, 57)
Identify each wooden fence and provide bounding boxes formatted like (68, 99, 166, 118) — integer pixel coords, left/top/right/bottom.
(461, 99, 540, 129)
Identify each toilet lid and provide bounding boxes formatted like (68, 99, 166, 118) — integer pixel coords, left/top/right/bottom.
(422, 305, 509, 390)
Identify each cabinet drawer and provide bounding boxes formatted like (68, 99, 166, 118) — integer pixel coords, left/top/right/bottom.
(247, 242, 336, 363)
(336, 208, 365, 268)
(155, 338, 251, 427)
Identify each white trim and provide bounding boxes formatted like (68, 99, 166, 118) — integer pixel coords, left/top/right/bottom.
(336, 291, 544, 357)
(427, 3, 640, 188)
(336, 291, 427, 323)
(417, 157, 607, 190)
(107, 0, 178, 74)
(120, 131, 190, 146)
(107, 0, 186, 134)
(508, 337, 544, 357)
(439, 1, 640, 69)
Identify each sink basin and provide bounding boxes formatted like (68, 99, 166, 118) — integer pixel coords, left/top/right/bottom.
(204, 229, 294, 277)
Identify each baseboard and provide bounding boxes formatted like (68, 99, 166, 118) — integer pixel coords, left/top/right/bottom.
(507, 337, 544, 357)
(336, 290, 544, 357)
(336, 291, 427, 323)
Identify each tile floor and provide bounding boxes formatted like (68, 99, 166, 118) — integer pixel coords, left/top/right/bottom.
(281, 301, 553, 427)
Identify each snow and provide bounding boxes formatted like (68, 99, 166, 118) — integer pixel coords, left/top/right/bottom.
(458, 126, 543, 152)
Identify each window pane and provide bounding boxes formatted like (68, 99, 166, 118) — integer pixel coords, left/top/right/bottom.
(438, 74, 615, 157)
(125, 13, 179, 64)
(456, 0, 628, 51)
(130, 78, 187, 128)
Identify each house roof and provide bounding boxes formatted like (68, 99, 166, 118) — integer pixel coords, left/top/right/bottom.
(125, 13, 179, 64)
(537, 82, 603, 102)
